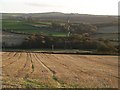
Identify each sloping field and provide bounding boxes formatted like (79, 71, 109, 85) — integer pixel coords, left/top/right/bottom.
(2, 52, 118, 88)
(3, 19, 67, 36)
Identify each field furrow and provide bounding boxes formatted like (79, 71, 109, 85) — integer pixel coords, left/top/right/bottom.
(2, 52, 20, 67)
(2, 52, 16, 61)
(2, 52, 118, 88)
(17, 53, 33, 78)
(34, 53, 62, 87)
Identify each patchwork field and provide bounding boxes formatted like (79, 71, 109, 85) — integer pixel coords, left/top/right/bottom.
(2, 19, 67, 36)
(2, 52, 118, 88)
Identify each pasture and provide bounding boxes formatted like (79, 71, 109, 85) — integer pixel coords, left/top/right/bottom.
(2, 19, 67, 36)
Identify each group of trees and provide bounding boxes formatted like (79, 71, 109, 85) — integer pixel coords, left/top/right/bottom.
(19, 34, 95, 49)
(3, 20, 118, 54)
(50, 22, 97, 35)
(18, 34, 117, 54)
(3, 32, 117, 54)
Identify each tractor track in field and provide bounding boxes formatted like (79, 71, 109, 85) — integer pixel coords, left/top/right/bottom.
(46, 54, 79, 82)
(60, 55, 119, 87)
(73, 55, 119, 77)
(16, 53, 27, 77)
(53, 54, 107, 77)
(51, 54, 87, 76)
(2, 52, 17, 61)
(34, 53, 56, 75)
(16, 52, 32, 78)
(2, 52, 118, 88)
(2, 52, 11, 56)
(2, 53, 21, 68)
(23, 53, 29, 69)
(31, 53, 49, 76)
(29, 53, 34, 74)
(34, 53, 61, 87)
(73, 55, 118, 67)
(50, 54, 69, 69)
(68, 55, 119, 79)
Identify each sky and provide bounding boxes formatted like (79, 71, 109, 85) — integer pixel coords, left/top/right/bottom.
(0, 0, 119, 15)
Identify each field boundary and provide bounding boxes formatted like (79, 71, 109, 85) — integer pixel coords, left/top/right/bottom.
(1, 50, 118, 56)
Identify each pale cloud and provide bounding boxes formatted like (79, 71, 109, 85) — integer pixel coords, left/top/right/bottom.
(0, 0, 119, 15)
(25, 2, 63, 8)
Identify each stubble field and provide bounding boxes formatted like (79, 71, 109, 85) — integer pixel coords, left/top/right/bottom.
(1, 52, 118, 88)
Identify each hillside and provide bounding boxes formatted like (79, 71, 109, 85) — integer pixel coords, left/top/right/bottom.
(2, 12, 118, 24)
(2, 12, 119, 53)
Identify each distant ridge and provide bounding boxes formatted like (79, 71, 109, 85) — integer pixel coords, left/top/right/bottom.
(2, 12, 118, 24)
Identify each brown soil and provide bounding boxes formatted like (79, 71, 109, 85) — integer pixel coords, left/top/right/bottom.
(2, 52, 118, 88)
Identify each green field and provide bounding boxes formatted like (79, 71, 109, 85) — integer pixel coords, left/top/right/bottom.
(2, 19, 67, 36)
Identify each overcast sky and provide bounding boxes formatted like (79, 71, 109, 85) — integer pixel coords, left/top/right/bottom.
(0, 0, 119, 15)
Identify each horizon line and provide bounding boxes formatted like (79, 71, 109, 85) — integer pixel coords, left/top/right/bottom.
(1, 11, 118, 16)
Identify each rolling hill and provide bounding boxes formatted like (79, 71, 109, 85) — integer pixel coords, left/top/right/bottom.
(2, 12, 118, 24)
